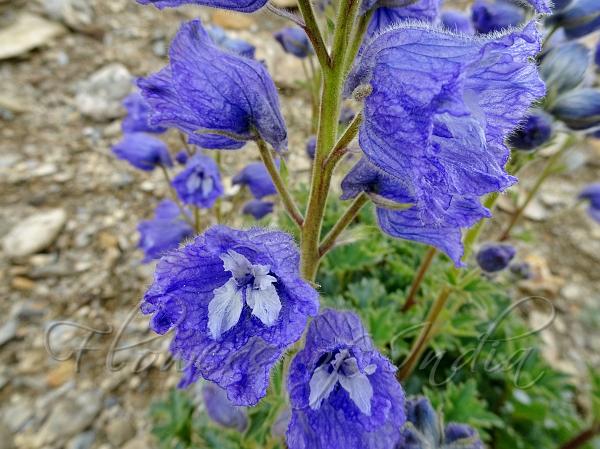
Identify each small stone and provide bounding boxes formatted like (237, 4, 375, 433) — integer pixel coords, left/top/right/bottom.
(11, 276, 35, 290)
(76, 64, 132, 121)
(46, 361, 76, 388)
(105, 419, 136, 446)
(65, 431, 96, 449)
(0, 13, 65, 60)
(2, 209, 67, 258)
(0, 320, 18, 347)
(122, 436, 156, 449)
(36, 390, 102, 446)
(45, 0, 96, 32)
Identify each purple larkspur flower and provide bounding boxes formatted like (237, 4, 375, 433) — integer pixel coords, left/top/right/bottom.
(137, 0, 267, 13)
(172, 154, 223, 208)
(122, 92, 167, 134)
(232, 162, 277, 199)
(476, 243, 516, 272)
(346, 23, 544, 264)
(471, 0, 525, 34)
(112, 132, 172, 171)
(287, 309, 405, 449)
(138, 200, 193, 262)
(367, 0, 441, 36)
(551, 89, 600, 130)
(274, 27, 313, 58)
(141, 226, 319, 405)
(546, 0, 600, 39)
(138, 20, 287, 151)
(207, 26, 256, 59)
(507, 110, 553, 151)
(400, 397, 483, 449)
(305, 136, 317, 160)
(202, 383, 248, 431)
(579, 183, 600, 223)
(242, 199, 274, 220)
(540, 42, 589, 96)
(523, 0, 551, 13)
(441, 10, 474, 34)
(342, 158, 490, 265)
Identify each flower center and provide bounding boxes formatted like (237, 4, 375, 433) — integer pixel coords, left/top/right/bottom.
(308, 348, 376, 416)
(186, 169, 214, 197)
(207, 250, 281, 339)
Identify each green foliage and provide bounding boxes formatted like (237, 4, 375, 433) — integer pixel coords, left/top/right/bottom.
(149, 198, 596, 449)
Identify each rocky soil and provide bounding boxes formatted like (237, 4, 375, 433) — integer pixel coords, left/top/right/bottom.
(0, 1, 599, 448)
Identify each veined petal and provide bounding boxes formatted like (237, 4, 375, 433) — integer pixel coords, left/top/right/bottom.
(208, 278, 244, 339)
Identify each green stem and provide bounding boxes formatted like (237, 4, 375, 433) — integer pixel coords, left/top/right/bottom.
(324, 112, 362, 171)
(499, 139, 572, 241)
(402, 247, 437, 313)
(559, 423, 600, 449)
(297, 0, 330, 67)
(193, 207, 201, 233)
(319, 192, 369, 257)
(159, 164, 195, 229)
(256, 139, 304, 227)
(343, 9, 374, 75)
(331, 0, 360, 64)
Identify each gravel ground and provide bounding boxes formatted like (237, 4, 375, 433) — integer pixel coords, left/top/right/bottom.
(0, 1, 599, 448)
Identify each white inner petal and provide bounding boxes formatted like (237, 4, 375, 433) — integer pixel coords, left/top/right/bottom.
(220, 250, 253, 280)
(186, 172, 202, 193)
(207, 278, 244, 339)
(246, 283, 281, 326)
(309, 364, 339, 410)
(200, 175, 214, 197)
(338, 371, 374, 416)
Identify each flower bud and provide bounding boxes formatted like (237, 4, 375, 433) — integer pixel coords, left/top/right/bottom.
(546, 0, 600, 39)
(274, 27, 313, 59)
(551, 88, 600, 130)
(471, 0, 525, 34)
(507, 110, 553, 151)
(202, 383, 248, 431)
(476, 243, 516, 272)
(305, 135, 317, 160)
(540, 42, 589, 96)
(578, 183, 600, 223)
(242, 199, 274, 220)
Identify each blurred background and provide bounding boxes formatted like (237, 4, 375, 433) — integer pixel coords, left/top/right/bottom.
(0, 0, 599, 448)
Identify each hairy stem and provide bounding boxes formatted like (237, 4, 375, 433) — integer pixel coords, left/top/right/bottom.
(319, 192, 369, 257)
(256, 139, 304, 227)
(297, 0, 331, 67)
(499, 139, 572, 241)
(324, 112, 363, 170)
(402, 247, 437, 313)
(343, 9, 373, 75)
(559, 423, 600, 449)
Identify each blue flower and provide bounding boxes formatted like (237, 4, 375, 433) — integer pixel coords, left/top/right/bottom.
(274, 27, 313, 59)
(579, 183, 600, 223)
(476, 243, 516, 272)
(137, 0, 267, 13)
(287, 309, 405, 449)
(540, 42, 589, 97)
(207, 26, 256, 59)
(138, 20, 287, 151)
(341, 158, 490, 265)
(400, 396, 483, 449)
(523, 0, 551, 13)
(347, 23, 544, 263)
(112, 132, 172, 171)
(305, 136, 316, 160)
(242, 199, 274, 220)
(471, 0, 525, 34)
(232, 162, 277, 199)
(172, 154, 223, 208)
(546, 0, 600, 39)
(141, 226, 318, 405)
(441, 10, 474, 34)
(122, 92, 167, 134)
(367, 1, 440, 36)
(175, 150, 188, 165)
(137, 200, 193, 261)
(202, 383, 248, 431)
(595, 41, 600, 67)
(507, 110, 553, 151)
(550, 88, 600, 130)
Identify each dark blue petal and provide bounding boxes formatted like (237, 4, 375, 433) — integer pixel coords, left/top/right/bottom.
(579, 183, 600, 223)
(551, 88, 600, 130)
(172, 154, 224, 208)
(547, 0, 600, 39)
(202, 383, 248, 431)
(274, 27, 314, 58)
(507, 110, 553, 151)
(305, 136, 317, 160)
(287, 309, 405, 449)
(141, 226, 318, 405)
(207, 26, 256, 58)
(476, 243, 516, 272)
(139, 20, 287, 151)
(441, 10, 474, 34)
(540, 42, 589, 95)
(122, 92, 167, 134)
(112, 133, 172, 171)
(137, 0, 267, 13)
(242, 199, 274, 219)
(471, 0, 525, 34)
(232, 162, 277, 199)
(367, 1, 440, 36)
